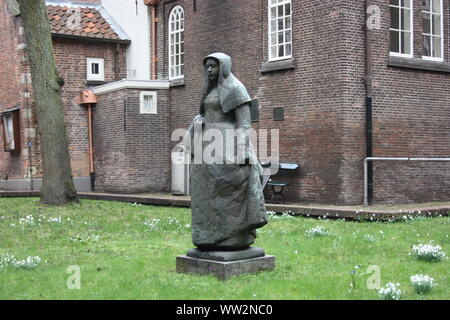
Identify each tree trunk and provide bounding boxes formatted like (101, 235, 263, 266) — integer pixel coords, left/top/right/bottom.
(17, 0, 78, 205)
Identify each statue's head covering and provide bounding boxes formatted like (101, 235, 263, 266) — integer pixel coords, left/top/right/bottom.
(200, 52, 251, 115)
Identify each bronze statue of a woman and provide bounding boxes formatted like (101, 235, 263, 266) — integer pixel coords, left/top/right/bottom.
(188, 53, 267, 251)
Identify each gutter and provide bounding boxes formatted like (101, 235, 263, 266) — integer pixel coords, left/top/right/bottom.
(51, 33, 131, 45)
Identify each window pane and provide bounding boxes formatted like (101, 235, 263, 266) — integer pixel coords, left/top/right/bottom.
(270, 46, 277, 59)
(278, 45, 284, 57)
(432, 14, 441, 35)
(270, 32, 277, 46)
(390, 0, 399, 5)
(390, 30, 400, 52)
(4, 115, 14, 149)
(401, 9, 410, 31)
(278, 5, 283, 16)
(432, 36, 442, 57)
(285, 16, 291, 29)
(390, 7, 399, 29)
(91, 63, 99, 74)
(270, 19, 277, 32)
(402, 0, 411, 8)
(285, 30, 292, 43)
(278, 32, 284, 44)
(285, 43, 292, 56)
(422, 12, 431, 34)
(423, 0, 431, 11)
(270, 6, 276, 18)
(285, 3, 291, 15)
(278, 18, 284, 31)
(432, 0, 441, 13)
(401, 31, 411, 54)
(422, 34, 431, 56)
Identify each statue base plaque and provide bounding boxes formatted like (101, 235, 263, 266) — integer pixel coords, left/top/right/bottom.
(176, 247, 275, 280)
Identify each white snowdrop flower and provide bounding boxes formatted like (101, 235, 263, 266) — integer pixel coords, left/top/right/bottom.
(11, 256, 41, 269)
(411, 243, 446, 262)
(378, 282, 402, 300)
(410, 274, 435, 294)
(305, 226, 332, 238)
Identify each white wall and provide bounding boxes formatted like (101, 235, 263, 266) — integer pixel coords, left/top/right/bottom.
(102, 0, 150, 80)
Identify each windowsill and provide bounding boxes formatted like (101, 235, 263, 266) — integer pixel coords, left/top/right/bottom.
(388, 56, 450, 73)
(261, 58, 295, 73)
(86, 80, 107, 86)
(169, 77, 185, 87)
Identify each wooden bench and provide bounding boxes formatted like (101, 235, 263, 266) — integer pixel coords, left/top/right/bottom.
(261, 162, 299, 202)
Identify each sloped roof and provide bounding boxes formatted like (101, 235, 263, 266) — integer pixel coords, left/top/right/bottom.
(47, 5, 129, 42)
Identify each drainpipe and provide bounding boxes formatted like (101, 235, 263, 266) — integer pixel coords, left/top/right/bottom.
(114, 43, 120, 81)
(364, 0, 374, 205)
(144, 0, 161, 80)
(79, 90, 98, 191)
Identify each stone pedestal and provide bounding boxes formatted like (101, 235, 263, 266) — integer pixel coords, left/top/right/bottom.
(176, 247, 275, 280)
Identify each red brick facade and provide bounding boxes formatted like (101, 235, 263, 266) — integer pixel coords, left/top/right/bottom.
(0, 0, 127, 191)
(1, 0, 450, 205)
(152, 0, 450, 205)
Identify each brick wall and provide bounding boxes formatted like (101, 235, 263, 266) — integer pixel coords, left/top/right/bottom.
(155, 0, 355, 204)
(343, 0, 450, 204)
(0, 0, 128, 186)
(53, 38, 127, 178)
(0, 0, 34, 181)
(153, 0, 450, 205)
(93, 88, 171, 193)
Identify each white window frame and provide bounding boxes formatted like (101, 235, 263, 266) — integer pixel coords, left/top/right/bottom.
(422, 0, 444, 62)
(168, 6, 185, 80)
(389, 0, 414, 58)
(139, 91, 157, 114)
(86, 58, 105, 81)
(268, 0, 293, 62)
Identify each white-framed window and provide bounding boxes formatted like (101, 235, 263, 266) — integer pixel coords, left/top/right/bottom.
(86, 58, 105, 81)
(140, 91, 157, 114)
(389, 0, 413, 58)
(422, 0, 444, 61)
(268, 0, 292, 61)
(168, 6, 185, 80)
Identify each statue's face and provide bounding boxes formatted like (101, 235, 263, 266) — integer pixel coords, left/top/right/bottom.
(205, 58, 219, 82)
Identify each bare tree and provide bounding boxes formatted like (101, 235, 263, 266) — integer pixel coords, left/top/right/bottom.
(17, 0, 78, 204)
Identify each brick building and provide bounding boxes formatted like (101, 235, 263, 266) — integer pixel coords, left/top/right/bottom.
(0, 0, 129, 191)
(1, 0, 450, 205)
(142, 0, 450, 205)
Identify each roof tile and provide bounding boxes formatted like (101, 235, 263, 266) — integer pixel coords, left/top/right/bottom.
(47, 5, 123, 41)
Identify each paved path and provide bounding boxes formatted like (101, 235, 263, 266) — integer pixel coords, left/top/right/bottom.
(1, 190, 449, 221)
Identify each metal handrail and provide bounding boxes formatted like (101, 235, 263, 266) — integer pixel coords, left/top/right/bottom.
(364, 157, 450, 206)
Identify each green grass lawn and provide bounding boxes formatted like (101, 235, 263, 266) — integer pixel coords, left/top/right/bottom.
(0, 197, 448, 300)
